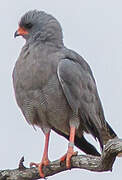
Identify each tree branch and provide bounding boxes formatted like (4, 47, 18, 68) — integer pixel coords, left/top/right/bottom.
(0, 138, 122, 180)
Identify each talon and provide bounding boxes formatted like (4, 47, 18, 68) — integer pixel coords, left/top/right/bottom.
(60, 153, 67, 163)
(60, 150, 77, 169)
(30, 159, 50, 178)
(39, 159, 50, 177)
(66, 149, 77, 169)
(38, 163, 45, 178)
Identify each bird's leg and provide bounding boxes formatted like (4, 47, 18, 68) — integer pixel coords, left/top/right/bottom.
(60, 126, 77, 169)
(66, 126, 78, 168)
(30, 131, 50, 177)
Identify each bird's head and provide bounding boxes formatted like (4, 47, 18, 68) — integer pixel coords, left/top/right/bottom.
(14, 10, 63, 47)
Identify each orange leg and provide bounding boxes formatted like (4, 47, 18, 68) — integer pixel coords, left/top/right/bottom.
(30, 132, 50, 178)
(60, 126, 77, 169)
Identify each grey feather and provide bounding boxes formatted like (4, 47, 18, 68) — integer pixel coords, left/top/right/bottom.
(13, 10, 117, 154)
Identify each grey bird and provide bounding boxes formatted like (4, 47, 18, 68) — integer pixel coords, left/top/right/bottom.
(13, 10, 117, 177)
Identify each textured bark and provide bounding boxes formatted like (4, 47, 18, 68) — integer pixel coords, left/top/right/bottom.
(0, 138, 122, 180)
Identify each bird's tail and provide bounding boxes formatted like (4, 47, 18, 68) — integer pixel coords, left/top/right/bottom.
(52, 127, 100, 156)
(79, 107, 117, 151)
(74, 135, 100, 156)
(101, 120, 117, 145)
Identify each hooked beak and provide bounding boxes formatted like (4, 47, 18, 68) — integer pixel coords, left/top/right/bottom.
(14, 27, 29, 38)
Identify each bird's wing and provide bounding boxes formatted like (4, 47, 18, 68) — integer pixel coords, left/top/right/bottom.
(57, 58, 116, 148)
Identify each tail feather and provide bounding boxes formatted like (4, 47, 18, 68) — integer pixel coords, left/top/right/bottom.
(74, 135, 100, 156)
(52, 127, 100, 156)
(102, 121, 117, 145)
(52, 120, 117, 156)
(79, 111, 104, 150)
(79, 108, 117, 149)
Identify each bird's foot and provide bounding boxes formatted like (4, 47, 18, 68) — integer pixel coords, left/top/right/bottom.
(30, 158, 50, 178)
(60, 147, 77, 169)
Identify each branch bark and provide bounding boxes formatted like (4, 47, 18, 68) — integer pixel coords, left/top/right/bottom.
(0, 138, 122, 180)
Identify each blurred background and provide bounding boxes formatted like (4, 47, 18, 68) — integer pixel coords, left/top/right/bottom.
(0, 0, 122, 179)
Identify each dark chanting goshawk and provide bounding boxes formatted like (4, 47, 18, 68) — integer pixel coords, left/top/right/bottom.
(13, 10, 117, 177)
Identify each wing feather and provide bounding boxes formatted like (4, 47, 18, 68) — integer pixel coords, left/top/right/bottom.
(57, 59, 104, 147)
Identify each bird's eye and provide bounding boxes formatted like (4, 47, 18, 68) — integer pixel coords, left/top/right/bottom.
(24, 22, 33, 29)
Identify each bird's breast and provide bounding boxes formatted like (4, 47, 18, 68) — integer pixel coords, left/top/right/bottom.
(13, 45, 71, 132)
(14, 50, 58, 91)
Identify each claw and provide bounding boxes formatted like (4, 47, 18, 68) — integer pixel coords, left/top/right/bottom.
(30, 159, 50, 178)
(60, 149, 78, 169)
(66, 148, 77, 169)
(60, 153, 67, 163)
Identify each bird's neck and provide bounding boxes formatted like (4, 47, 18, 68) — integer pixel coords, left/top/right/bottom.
(26, 31, 64, 48)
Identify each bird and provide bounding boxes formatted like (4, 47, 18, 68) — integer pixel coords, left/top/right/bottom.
(13, 10, 117, 177)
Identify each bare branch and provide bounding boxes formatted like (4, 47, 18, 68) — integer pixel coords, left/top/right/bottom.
(0, 138, 122, 180)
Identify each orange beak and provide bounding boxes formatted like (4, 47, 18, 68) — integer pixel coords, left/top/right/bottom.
(14, 26, 29, 38)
